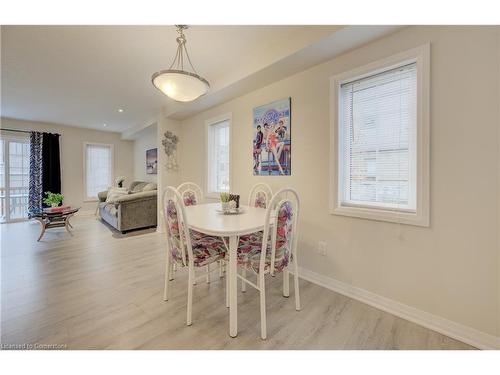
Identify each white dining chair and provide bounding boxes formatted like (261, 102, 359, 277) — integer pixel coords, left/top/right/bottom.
(177, 181, 204, 206)
(248, 182, 273, 208)
(236, 188, 301, 339)
(239, 182, 273, 292)
(162, 186, 227, 326)
(177, 181, 213, 282)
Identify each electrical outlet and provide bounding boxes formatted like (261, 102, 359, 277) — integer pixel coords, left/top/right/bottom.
(318, 241, 327, 256)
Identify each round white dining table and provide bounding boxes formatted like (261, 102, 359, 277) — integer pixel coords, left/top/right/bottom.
(183, 202, 267, 337)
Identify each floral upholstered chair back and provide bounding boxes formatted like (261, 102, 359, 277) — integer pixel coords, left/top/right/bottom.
(177, 182, 204, 207)
(163, 187, 191, 266)
(263, 188, 300, 275)
(248, 183, 273, 209)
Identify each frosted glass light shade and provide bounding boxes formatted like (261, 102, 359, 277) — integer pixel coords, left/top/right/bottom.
(151, 70, 210, 102)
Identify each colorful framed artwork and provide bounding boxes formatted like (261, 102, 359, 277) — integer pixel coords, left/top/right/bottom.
(252, 97, 291, 176)
(146, 148, 158, 174)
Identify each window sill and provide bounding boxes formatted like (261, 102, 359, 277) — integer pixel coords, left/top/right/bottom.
(332, 204, 429, 227)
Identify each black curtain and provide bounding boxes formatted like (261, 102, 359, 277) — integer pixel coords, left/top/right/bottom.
(41, 133, 61, 203)
(28, 132, 43, 216)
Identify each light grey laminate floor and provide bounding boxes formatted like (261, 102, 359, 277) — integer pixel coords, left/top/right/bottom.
(0, 216, 474, 350)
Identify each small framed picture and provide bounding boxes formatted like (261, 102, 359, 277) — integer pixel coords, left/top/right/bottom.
(146, 148, 158, 174)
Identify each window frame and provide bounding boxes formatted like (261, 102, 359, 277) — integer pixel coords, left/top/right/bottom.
(83, 142, 114, 202)
(0, 132, 31, 223)
(330, 44, 430, 227)
(205, 113, 232, 199)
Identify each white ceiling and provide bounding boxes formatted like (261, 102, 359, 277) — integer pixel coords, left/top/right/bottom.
(1, 25, 401, 136)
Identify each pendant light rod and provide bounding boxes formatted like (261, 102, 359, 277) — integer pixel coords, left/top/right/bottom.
(167, 25, 198, 74)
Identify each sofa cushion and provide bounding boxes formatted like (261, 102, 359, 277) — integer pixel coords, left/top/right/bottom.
(143, 183, 157, 191)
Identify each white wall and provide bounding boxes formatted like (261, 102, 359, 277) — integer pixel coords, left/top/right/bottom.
(133, 123, 158, 183)
(1, 117, 134, 212)
(177, 26, 500, 343)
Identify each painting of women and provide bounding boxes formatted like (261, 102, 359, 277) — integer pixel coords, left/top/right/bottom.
(252, 98, 291, 176)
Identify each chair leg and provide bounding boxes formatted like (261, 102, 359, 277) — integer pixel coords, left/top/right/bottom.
(283, 269, 290, 297)
(241, 268, 247, 293)
(187, 266, 194, 326)
(169, 262, 174, 281)
(293, 261, 301, 311)
(259, 273, 267, 340)
(225, 263, 229, 308)
(163, 254, 171, 301)
(206, 264, 210, 283)
(219, 260, 224, 278)
(172, 262, 177, 279)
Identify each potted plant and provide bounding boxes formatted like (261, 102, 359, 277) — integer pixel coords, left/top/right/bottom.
(43, 192, 64, 208)
(220, 192, 230, 212)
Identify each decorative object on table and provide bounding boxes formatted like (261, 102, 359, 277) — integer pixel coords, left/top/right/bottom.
(151, 25, 210, 102)
(229, 194, 240, 208)
(31, 207, 80, 241)
(42, 191, 64, 208)
(115, 176, 126, 188)
(220, 192, 230, 212)
(218, 193, 243, 214)
(146, 148, 158, 174)
(216, 205, 245, 215)
(228, 200, 237, 211)
(252, 97, 291, 176)
(162, 131, 179, 171)
(46, 204, 70, 213)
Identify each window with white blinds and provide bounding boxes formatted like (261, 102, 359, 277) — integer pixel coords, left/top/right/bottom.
(339, 62, 417, 212)
(84, 143, 113, 200)
(207, 118, 230, 195)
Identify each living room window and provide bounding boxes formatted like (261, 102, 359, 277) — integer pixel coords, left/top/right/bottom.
(84, 142, 113, 201)
(330, 45, 430, 226)
(206, 114, 231, 197)
(0, 134, 30, 222)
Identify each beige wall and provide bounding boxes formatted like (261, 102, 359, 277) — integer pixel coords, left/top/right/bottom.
(178, 26, 500, 339)
(0, 117, 134, 212)
(133, 123, 158, 183)
(497, 26, 500, 344)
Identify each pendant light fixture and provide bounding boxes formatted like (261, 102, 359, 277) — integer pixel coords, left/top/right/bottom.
(151, 25, 210, 102)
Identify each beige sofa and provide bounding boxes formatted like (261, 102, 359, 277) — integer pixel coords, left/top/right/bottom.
(98, 181, 157, 233)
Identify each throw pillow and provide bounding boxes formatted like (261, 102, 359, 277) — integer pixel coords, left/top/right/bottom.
(131, 182, 148, 192)
(105, 187, 129, 203)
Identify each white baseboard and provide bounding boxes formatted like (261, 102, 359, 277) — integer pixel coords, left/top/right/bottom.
(295, 266, 499, 350)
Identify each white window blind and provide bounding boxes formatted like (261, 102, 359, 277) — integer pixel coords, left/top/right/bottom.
(85, 143, 112, 199)
(339, 62, 417, 211)
(207, 120, 230, 194)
